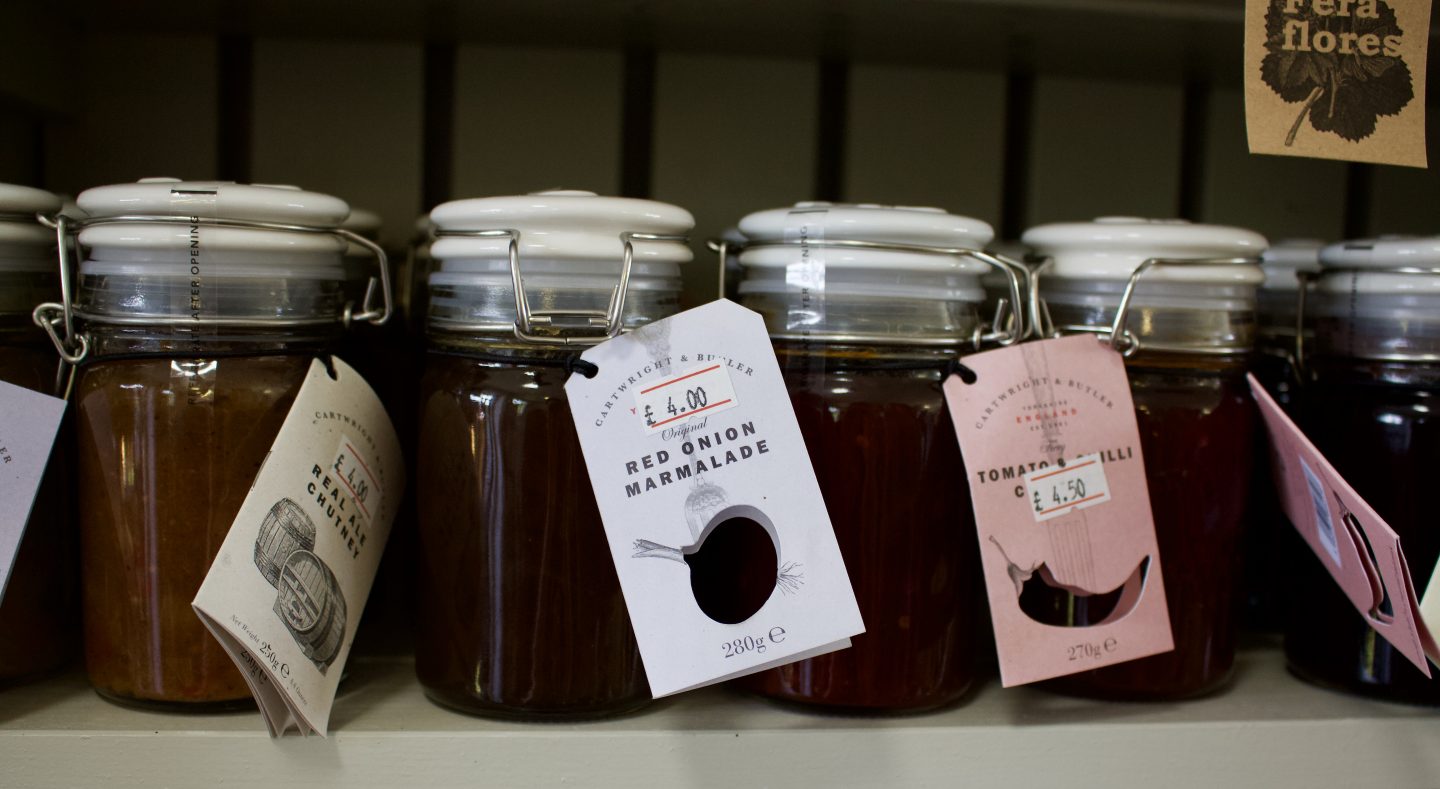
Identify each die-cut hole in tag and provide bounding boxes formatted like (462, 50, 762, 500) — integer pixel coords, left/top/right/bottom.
(635, 505, 780, 625)
(1336, 495, 1393, 619)
(1344, 507, 1396, 625)
(1015, 552, 1152, 628)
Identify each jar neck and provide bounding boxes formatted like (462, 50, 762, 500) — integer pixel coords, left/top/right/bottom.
(1308, 356, 1440, 390)
(1310, 288, 1440, 363)
(425, 331, 584, 363)
(772, 340, 961, 369)
(740, 292, 982, 347)
(1042, 283, 1257, 356)
(81, 323, 339, 359)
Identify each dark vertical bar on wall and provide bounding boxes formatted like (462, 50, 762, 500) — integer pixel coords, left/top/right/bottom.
(999, 71, 1035, 240)
(1176, 79, 1209, 221)
(421, 42, 456, 210)
(814, 59, 848, 201)
(29, 117, 45, 187)
(1342, 163, 1373, 237)
(216, 34, 253, 182)
(620, 47, 656, 199)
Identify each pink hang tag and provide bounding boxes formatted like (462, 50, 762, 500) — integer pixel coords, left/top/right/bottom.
(943, 335, 1174, 687)
(1248, 374, 1440, 674)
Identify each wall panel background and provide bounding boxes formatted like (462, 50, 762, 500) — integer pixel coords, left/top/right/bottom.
(252, 39, 423, 246)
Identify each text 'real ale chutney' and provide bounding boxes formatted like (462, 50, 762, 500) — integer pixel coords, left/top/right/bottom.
(728, 202, 1006, 712)
(0, 184, 77, 684)
(1284, 236, 1440, 705)
(1024, 217, 1269, 700)
(414, 190, 693, 719)
(63, 179, 377, 708)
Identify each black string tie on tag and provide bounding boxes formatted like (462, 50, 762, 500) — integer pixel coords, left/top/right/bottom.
(946, 358, 978, 385)
(565, 357, 600, 379)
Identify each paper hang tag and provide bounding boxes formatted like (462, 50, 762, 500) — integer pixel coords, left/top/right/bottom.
(1244, 0, 1431, 168)
(0, 380, 66, 602)
(565, 299, 864, 698)
(943, 335, 1175, 687)
(1248, 374, 1440, 673)
(192, 357, 405, 737)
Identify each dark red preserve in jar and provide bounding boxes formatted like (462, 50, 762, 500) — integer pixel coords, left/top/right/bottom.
(1025, 217, 1268, 700)
(1284, 236, 1440, 705)
(729, 202, 1007, 712)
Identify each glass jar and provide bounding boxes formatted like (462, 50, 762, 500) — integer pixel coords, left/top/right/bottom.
(1025, 217, 1267, 700)
(0, 184, 76, 683)
(730, 202, 1007, 712)
(1284, 236, 1440, 705)
(414, 190, 692, 719)
(1245, 240, 1323, 633)
(59, 178, 367, 708)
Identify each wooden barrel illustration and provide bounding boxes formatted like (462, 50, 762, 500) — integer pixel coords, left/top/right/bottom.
(254, 498, 317, 587)
(273, 550, 347, 670)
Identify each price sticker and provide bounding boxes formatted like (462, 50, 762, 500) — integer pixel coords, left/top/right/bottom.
(636, 363, 739, 434)
(1024, 453, 1113, 523)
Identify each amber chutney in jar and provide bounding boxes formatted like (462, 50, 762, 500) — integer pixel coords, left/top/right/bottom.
(730, 202, 1006, 712)
(1025, 217, 1268, 700)
(0, 184, 76, 683)
(414, 190, 693, 719)
(63, 179, 360, 708)
(1284, 236, 1440, 704)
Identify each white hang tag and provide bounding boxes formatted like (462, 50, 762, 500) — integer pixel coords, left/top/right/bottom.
(566, 299, 864, 697)
(192, 357, 405, 737)
(0, 380, 66, 601)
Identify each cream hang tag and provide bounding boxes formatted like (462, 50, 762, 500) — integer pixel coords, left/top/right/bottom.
(0, 380, 66, 602)
(192, 356, 405, 737)
(565, 299, 864, 697)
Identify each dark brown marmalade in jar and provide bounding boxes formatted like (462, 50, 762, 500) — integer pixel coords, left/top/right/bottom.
(413, 191, 692, 719)
(730, 202, 999, 712)
(66, 179, 354, 708)
(1283, 238, 1440, 705)
(1025, 217, 1268, 700)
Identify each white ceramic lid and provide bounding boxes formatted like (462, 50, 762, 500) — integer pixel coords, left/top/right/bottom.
(429, 189, 693, 264)
(0, 183, 62, 216)
(1261, 239, 1323, 292)
(76, 178, 348, 257)
(0, 184, 59, 264)
(78, 178, 349, 226)
(1318, 235, 1440, 295)
(1023, 217, 1267, 285)
(342, 208, 383, 241)
(737, 202, 993, 273)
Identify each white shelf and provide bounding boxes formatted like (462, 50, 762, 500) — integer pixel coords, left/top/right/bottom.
(3, 642, 1437, 788)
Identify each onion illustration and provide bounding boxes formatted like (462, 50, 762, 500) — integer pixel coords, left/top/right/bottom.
(634, 502, 802, 625)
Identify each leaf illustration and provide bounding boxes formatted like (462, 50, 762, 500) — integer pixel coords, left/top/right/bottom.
(1260, 0, 1414, 145)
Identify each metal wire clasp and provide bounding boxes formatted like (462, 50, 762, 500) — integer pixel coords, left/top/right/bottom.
(29, 212, 395, 367)
(1038, 255, 1258, 357)
(434, 228, 688, 346)
(708, 238, 1029, 348)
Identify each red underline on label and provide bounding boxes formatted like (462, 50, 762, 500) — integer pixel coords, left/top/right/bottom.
(641, 364, 721, 394)
(649, 399, 733, 428)
(1038, 493, 1107, 516)
(346, 443, 379, 488)
(1031, 460, 1096, 482)
(335, 468, 372, 519)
